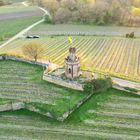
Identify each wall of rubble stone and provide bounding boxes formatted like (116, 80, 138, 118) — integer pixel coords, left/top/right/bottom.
(43, 75, 83, 91)
(0, 102, 25, 112)
(0, 55, 48, 67)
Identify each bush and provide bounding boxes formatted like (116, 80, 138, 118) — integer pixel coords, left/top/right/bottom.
(44, 14, 53, 24)
(84, 78, 112, 94)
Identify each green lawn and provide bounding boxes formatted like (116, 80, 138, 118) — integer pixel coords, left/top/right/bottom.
(0, 88, 139, 139)
(0, 60, 85, 117)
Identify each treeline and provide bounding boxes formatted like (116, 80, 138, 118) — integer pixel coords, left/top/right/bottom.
(31, 0, 140, 26)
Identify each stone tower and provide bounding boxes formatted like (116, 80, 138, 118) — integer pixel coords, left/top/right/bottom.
(65, 47, 80, 79)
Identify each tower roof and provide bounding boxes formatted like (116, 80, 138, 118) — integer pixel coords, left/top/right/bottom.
(69, 47, 76, 54)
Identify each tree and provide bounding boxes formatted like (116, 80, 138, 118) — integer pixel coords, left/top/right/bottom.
(22, 42, 45, 62)
(0, 0, 4, 6)
(55, 7, 71, 23)
(42, 0, 59, 18)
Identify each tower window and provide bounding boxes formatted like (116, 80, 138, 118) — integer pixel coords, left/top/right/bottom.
(69, 68, 71, 74)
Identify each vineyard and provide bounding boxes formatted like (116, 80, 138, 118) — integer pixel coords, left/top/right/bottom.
(0, 89, 140, 139)
(0, 60, 85, 117)
(1, 36, 140, 82)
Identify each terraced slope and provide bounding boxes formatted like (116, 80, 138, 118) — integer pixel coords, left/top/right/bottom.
(1, 36, 140, 82)
(0, 60, 85, 117)
(0, 89, 140, 140)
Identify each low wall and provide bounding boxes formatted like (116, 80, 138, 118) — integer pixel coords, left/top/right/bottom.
(43, 75, 83, 91)
(0, 102, 25, 112)
(0, 55, 48, 67)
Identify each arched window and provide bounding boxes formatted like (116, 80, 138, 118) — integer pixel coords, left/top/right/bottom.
(69, 68, 71, 74)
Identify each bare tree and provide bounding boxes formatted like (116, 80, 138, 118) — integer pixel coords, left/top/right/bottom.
(22, 42, 45, 62)
(42, 0, 59, 18)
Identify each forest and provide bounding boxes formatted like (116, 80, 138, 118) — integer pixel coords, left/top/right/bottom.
(30, 0, 140, 26)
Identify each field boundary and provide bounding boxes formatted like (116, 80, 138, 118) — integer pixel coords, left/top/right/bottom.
(0, 55, 48, 67)
(0, 102, 24, 112)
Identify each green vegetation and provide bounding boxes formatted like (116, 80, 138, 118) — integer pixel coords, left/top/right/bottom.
(0, 60, 85, 117)
(39, 0, 140, 26)
(84, 78, 112, 94)
(2, 36, 140, 82)
(0, 17, 41, 41)
(0, 88, 140, 139)
(0, 5, 39, 14)
(0, 98, 14, 105)
(0, 0, 140, 139)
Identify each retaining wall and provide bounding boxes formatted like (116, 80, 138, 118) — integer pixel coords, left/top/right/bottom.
(43, 75, 83, 91)
(0, 102, 25, 112)
(0, 55, 48, 67)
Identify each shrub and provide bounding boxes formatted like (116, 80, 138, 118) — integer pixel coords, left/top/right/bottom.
(84, 78, 112, 94)
(44, 14, 53, 24)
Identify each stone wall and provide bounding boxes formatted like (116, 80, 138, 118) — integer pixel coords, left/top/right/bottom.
(0, 55, 48, 67)
(43, 75, 83, 91)
(0, 102, 25, 112)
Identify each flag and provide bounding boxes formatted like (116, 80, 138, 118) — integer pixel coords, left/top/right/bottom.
(68, 36, 73, 44)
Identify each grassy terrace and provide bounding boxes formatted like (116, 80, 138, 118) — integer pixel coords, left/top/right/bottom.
(0, 98, 14, 105)
(1, 36, 140, 82)
(0, 60, 85, 117)
(0, 88, 140, 139)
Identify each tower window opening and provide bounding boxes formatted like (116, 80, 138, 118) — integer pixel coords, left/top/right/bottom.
(69, 68, 71, 74)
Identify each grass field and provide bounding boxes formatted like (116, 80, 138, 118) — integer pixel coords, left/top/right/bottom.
(0, 4, 43, 42)
(1, 36, 140, 82)
(0, 5, 39, 14)
(0, 17, 42, 41)
(29, 23, 140, 37)
(0, 88, 139, 139)
(0, 60, 85, 117)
